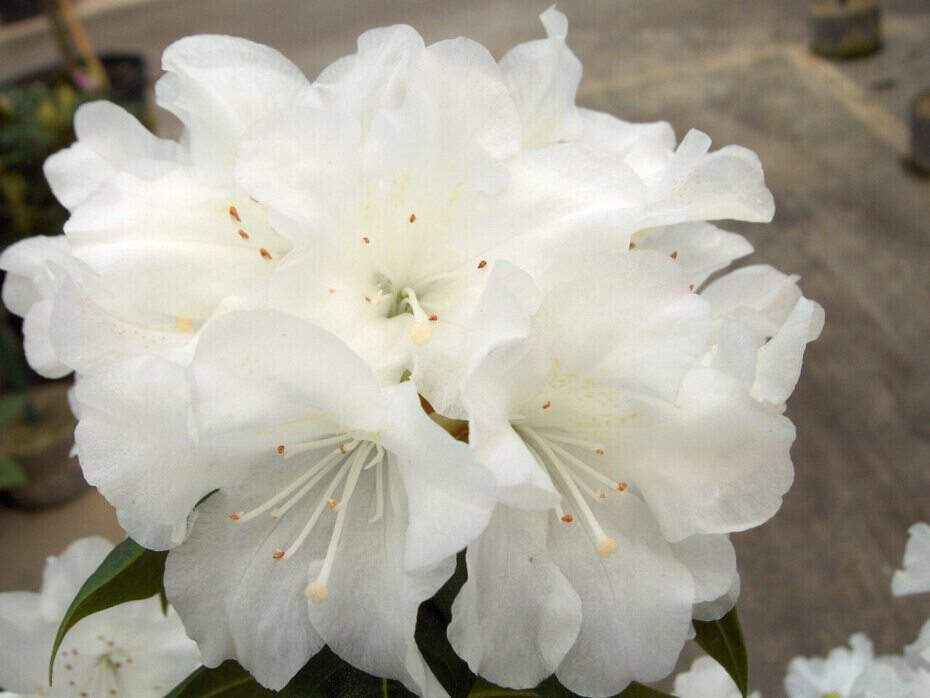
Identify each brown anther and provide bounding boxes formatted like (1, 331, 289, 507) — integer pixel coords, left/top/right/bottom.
(328, 498, 338, 509)
(238, 229, 250, 240)
(110, 690, 118, 695)
(81, 693, 89, 697)
(596, 490, 607, 500)
(628, 241, 636, 250)
(689, 284, 695, 291)
(477, 259, 488, 269)
(542, 400, 552, 410)
(670, 250, 678, 259)
(616, 481, 628, 492)
(362, 236, 370, 244)
(328, 288, 336, 294)
(107, 641, 114, 647)
(126, 658, 132, 664)
(561, 513, 574, 523)
(428, 314, 438, 322)
(259, 248, 273, 261)
(229, 206, 241, 222)
(409, 213, 416, 223)
(113, 662, 122, 669)
(272, 551, 285, 560)
(339, 443, 349, 454)
(69, 680, 76, 686)
(276, 444, 286, 455)
(65, 664, 73, 671)
(595, 448, 605, 455)
(228, 513, 241, 521)
(364, 296, 372, 303)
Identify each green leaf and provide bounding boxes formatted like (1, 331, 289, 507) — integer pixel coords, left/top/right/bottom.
(0, 454, 26, 489)
(50, 538, 168, 684)
(416, 552, 476, 698)
(164, 648, 350, 698)
(693, 609, 749, 697)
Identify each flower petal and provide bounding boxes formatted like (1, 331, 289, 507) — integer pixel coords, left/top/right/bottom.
(623, 367, 796, 542)
(672, 534, 739, 621)
(73, 357, 224, 550)
(156, 35, 308, 174)
(448, 506, 581, 688)
(551, 495, 694, 696)
(164, 488, 325, 690)
(305, 470, 452, 697)
(893, 522, 930, 597)
(499, 6, 583, 148)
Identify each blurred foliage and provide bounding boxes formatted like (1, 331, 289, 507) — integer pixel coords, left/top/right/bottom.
(0, 65, 146, 250)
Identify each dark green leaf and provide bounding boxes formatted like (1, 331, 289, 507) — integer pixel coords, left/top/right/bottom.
(416, 551, 476, 698)
(163, 661, 264, 698)
(50, 538, 168, 684)
(164, 648, 351, 698)
(693, 609, 748, 697)
(0, 454, 26, 489)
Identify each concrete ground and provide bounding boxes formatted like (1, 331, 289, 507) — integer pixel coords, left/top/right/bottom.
(2, 1, 930, 695)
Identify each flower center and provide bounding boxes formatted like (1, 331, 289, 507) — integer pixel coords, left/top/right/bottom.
(514, 424, 627, 559)
(227, 432, 387, 604)
(57, 637, 133, 697)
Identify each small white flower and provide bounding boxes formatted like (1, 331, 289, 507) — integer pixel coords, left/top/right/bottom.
(673, 656, 761, 698)
(784, 633, 875, 698)
(893, 523, 930, 597)
(0, 537, 199, 698)
(850, 659, 930, 698)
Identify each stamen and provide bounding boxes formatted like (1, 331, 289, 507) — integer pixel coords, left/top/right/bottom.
(282, 434, 353, 459)
(409, 213, 416, 223)
(403, 288, 432, 346)
(259, 248, 273, 260)
(236, 449, 343, 523)
(175, 316, 194, 333)
(520, 427, 619, 559)
(305, 443, 373, 601)
(369, 458, 384, 523)
(270, 453, 343, 520)
(477, 259, 488, 269)
(238, 229, 250, 240)
(545, 440, 622, 492)
(538, 430, 606, 454)
(229, 206, 241, 222)
(542, 401, 552, 410)
(670, 250, 678, 259)
(282, 458, 352, 560)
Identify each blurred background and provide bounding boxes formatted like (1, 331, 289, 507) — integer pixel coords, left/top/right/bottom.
(0, 1, 928, 695)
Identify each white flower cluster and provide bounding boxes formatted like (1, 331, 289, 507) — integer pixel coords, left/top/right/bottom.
(0, 538, 199, 698)
(0, 9, 822, 698)
(673, 523, 930, 698)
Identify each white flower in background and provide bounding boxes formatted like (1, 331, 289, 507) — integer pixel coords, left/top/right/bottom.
(447, 247, 818, 695)
(74, 310, 499, 694)
(850, 659, 930, 698)
(0, 35, 307, 378)
(893, 523, 930, 597)
(0, 537, 199, 698)
(784, 633, 875, 698)
(673, 656, 761, 698)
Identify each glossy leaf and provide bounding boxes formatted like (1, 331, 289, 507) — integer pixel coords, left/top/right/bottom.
(49, 538, 167, 683)
(0, 454, 26, 489)
(693, 608, 749, 697)
(164, 648, 349, 698)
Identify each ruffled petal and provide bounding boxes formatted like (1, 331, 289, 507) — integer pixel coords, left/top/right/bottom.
(551, 496, 694, 696)
(448, 506, 581, 688)
(499, 7, 583, 148)
(623, 367, 795, 542)
(165, 486, 326, 690)
(73, 357, 227, 550)
(156, 35, 308, 175)
(672, 534, 739, 621)
(306, 470, 451, 697)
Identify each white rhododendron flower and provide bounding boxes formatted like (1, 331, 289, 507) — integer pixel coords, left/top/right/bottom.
(0, 537, 199, 698)
(893, 523, 930, 597)
(0, 35, 307, 378)
(673, 656, 761, 698)
(0, 6, 824, 698)
(447, 245, 818, 695)
(784, 633, 875, 698)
